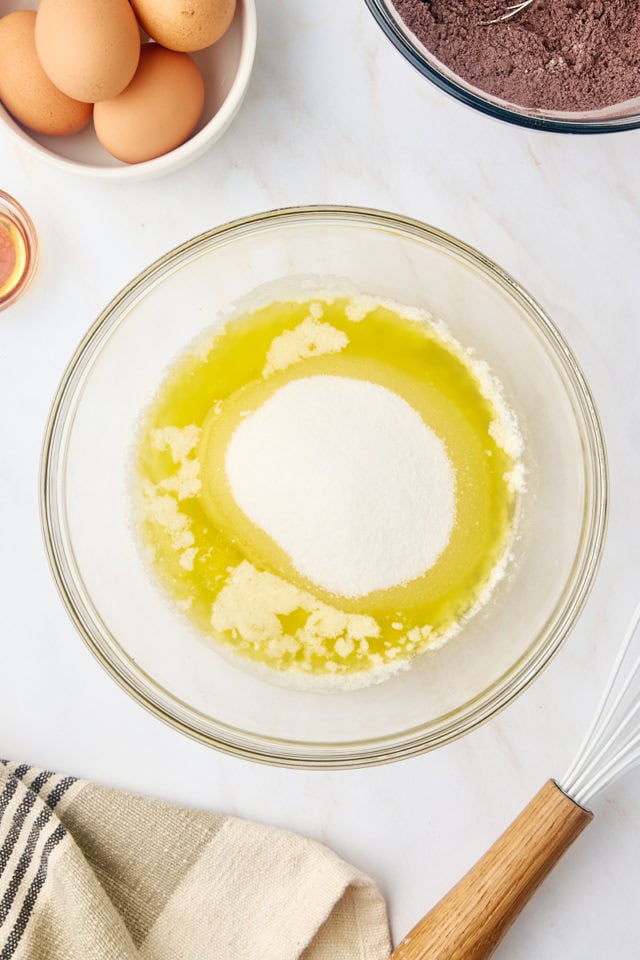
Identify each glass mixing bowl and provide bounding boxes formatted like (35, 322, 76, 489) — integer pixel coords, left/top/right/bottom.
(41, 206, 607, 767)
(364, 0, 640, 134)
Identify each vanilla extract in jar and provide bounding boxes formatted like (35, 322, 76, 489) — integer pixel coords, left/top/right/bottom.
(0, 191, 37, 311)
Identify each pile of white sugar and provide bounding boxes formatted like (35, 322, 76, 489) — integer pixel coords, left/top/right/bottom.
(225, 375, 456, 598)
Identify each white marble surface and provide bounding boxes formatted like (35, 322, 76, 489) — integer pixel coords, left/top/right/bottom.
(1, 1, 640, 956)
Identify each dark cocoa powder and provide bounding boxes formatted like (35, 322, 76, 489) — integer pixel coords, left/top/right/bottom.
(392, 0, 640, 112)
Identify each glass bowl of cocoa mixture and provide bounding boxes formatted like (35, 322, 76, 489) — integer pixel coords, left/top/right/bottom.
(41, 207, 607, 767)
(364, 0, 640, 134)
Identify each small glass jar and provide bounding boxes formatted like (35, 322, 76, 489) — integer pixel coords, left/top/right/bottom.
(0, 190, 38, 311)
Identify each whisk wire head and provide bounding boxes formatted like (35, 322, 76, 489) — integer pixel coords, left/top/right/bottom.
(562, 599, 640, 807)
(482, 0, 535, 25)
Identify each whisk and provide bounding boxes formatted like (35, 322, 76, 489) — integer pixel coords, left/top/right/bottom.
(391, 599, 640, 960)
(484, 0, 536, 24)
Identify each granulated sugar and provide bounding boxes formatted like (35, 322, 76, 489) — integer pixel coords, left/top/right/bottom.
(393, 0, 640, 112)
(225, 375, 456, 598)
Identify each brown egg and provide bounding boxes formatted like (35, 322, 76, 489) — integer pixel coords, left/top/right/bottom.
(0, 11, 92, 136)
(94, 44, 205, 163)
(130, 0, 236, 52)
(35, 0, 140, 103)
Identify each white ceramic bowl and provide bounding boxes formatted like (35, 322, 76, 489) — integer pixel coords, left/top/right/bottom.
(0, 0, 256, 180)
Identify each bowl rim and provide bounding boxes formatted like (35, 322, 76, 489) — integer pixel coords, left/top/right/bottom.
(40, 204, 609, 768)
(363, 0, 640, 135)
(0, 0, 257, 180)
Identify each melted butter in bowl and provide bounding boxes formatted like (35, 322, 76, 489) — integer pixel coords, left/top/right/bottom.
(134, 294, 523, 690)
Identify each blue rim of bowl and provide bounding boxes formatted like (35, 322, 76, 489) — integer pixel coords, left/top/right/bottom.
(40, 205, 608, 768)
(363, 0, 640, 135)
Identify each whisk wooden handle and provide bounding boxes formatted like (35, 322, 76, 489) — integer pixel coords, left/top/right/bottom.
(391, 780, 592, 960)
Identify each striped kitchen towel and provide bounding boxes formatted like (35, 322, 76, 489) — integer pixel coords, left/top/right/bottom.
(0, 761, 390, 960)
